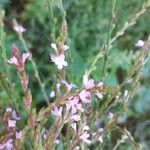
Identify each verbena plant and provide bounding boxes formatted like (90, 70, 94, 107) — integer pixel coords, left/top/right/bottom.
(0, 0, 150, 150)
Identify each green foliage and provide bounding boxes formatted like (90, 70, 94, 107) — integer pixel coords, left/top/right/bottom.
(0, 0, 150, 149)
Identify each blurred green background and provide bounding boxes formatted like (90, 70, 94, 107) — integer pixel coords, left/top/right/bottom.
(0, 0, 150, 149)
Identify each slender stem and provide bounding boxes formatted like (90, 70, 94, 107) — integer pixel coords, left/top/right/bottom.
(101, 0, 117, 78)
(87, 0, 150, 78)
(18, 33, 49, 105)
(47, 0, 56, 42)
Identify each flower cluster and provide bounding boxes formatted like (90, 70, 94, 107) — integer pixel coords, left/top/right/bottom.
(8, 44, 32, 111)
(49, 76, 104, 147)
(0, 108, 22, 150)
(50, 43, 69, 70)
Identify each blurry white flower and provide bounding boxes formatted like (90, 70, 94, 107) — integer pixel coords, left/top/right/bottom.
(16, 131, 22, 139)
(51, 43, 57, 51)
(8, 120, 16, 128)
(108, 112, 114, 121)
(49, 91, 55, 98)
(51, 106, 62, 117)
(51, 54, 68, 70)
(13, 24, 26, 33)
(79, 131, 91, 144)
(6, 107, 12, 112)
(135, 40, 144, 47)
(61, 44, 69, 51)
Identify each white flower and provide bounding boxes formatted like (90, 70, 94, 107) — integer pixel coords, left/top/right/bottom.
(108, 112, 114, 121)
(70, 114, 81, 121)
(61, 44, 69, 51)
(51, 106, 62, 117)
(6, 107, 12, 112)
(51, 43, 57, 51)
(49, 91, 55, 98)
(51, 54, 68, 70)
(8, 120, 16, 128)
(135, 40, 144, 47)
(79, 131, 91, 144)
(13, 24, 26, 33)
(7, 56, 18, 65)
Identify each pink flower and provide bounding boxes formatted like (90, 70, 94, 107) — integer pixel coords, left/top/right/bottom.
(8, 56, 18, 65)
(79, 131, 91, 144)
(70, 114, 81, 121)
(16, 131, 22, 139)
(61, 44, 69, 51)
(79, 90, 91, 103)
(0, 143, 5, 149)
(12, 110, 20, 121)
(97, 82, 104, 89)
(13, 24, 26, 33)
(71, 123, 77, 133)
(51, 54, 68, 70)
(96, 92, 103, 99)
(66, 97, 79, 114)
(60, 80, 77, 92)
(51, 106, 62, 117)
(21, 52, 30, 64)
(83, 75, 95, 89)
(8, 120, 16, 128)
(83, 125, 89, 131)
(5, 139, 13, 150)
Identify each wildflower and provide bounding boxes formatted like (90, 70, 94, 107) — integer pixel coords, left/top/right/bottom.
(96, 92, 103, 99)
(49, 91, 55, 98)
(13, 24, 26, 33)
(51, 106, 62, 117)
(83, 125, 89, 131)
(12, 110, 20, 121)
(70, 114, 81, 121)
(6, 108, 12, 112)
(0, 143, 5, 149)
(79, 90, 91, 103)
(73, 146, 80, 150)
(98, 136, 103, 143)
(7, 46, 30, 67)
(60, 80, 77, 92)
(5, 139, 13, 150)
(61, 44, 69, 51)
(66, 97, 79, 114)
(7, 56, 18, 65)
(51, 43, 57, 51)
(79, 131, 91, 144)
(71, 123, 77, 133)
(51, 54, 68, 70)
(135, 40, 144, 47)
(16, 131, 22, 139)
(21, 52, 30, 64)
(54, 140, 60, 145)
(8, 120, 16, 128)
(97, 82, 104, 89)
(108, 112, 114, 121)
(83, 75, 95, 89)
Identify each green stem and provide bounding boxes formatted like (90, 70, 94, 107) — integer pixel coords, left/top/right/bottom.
(47, 0, 56, 42)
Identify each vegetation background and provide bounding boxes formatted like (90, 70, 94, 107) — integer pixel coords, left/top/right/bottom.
(0, 0, 150, 149)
